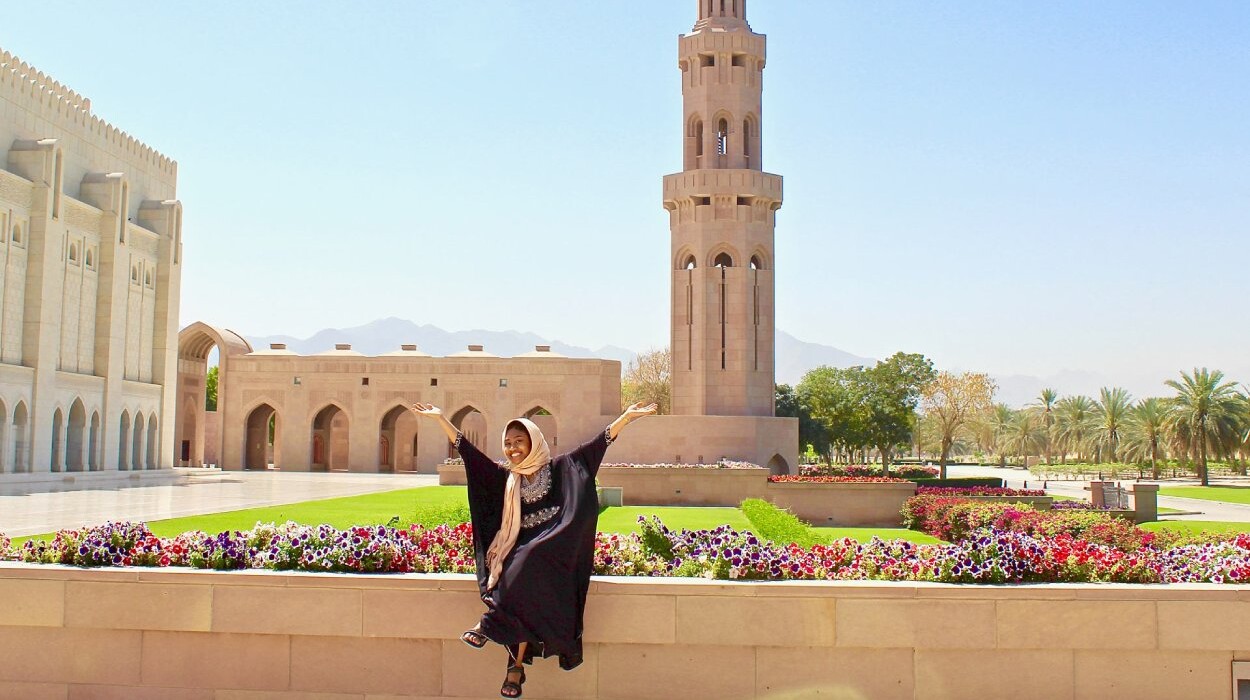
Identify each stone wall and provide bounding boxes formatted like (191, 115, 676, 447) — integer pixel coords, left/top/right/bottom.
(0, 564, 1246, 699)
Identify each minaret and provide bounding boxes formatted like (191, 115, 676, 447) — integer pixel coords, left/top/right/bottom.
(664, 0, 782, 417)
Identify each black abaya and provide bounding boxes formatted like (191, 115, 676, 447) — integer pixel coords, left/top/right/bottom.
(456, 427, 613, 670)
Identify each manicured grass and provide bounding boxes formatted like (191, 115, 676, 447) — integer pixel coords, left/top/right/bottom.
(1140, 520, 1250, 536)
(1158, 486, 1250, 506)
(596, 506, 753, 535)
(811, 527, 945, 545)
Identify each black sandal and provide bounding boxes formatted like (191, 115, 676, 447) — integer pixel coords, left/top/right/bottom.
(461, 627, 488, 649)
(500, 664, 526, 698)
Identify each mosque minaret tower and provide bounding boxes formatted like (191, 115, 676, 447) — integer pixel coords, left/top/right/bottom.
(665, 0, 782, 418)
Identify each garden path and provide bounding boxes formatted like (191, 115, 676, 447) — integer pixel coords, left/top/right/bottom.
(946, 463, 1250, 522)
(0, 470, 439, 537)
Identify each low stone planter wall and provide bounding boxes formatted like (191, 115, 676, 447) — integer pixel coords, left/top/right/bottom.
(442, 464, 914, 527)
(0, 563, 1246, 699)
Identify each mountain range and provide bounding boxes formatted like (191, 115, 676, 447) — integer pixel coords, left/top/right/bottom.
(245, 317, 1117, 407)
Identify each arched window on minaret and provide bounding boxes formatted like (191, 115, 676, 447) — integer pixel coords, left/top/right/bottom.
(716, 119, 728, 158)
(714, 252, 733, 268)
(688, 116, 705, 169)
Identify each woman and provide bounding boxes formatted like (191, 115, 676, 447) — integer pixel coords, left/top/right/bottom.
(410, 401, 656, 698)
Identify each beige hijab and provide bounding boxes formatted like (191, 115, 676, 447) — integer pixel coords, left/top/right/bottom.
(484, 418, 551, 590)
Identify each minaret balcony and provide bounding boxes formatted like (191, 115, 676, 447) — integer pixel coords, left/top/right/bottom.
(663, 169, 782, 201)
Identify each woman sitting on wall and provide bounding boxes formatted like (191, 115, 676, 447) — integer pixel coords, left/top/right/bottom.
(410, 401, 656, 699)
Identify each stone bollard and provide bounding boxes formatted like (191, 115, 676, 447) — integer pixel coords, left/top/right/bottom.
(1088, 481, 1108, 508)
(1131, 483, 1159, 524)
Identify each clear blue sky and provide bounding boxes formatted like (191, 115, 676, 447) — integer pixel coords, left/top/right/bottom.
(5, 1, 1248, 394)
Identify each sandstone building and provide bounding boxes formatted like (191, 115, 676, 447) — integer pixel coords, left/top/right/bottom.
(175, 0, 796, 473)
(0, 48, 182, 476)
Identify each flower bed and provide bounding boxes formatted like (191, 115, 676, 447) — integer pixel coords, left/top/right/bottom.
(916, 486, 1046, 497)
(5, 518, 1247, 584)
(768, 475, 910, 484)
(601, 460, 762, 470)
(800, 464, 939, 479)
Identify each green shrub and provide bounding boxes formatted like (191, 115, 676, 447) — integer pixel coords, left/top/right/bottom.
(740, 498, 819, 548)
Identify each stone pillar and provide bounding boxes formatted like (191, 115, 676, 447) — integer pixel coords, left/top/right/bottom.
(54, 424, 67, 473)
(1131, 483, 1159, 524)
(1088, 480, 1108, 508)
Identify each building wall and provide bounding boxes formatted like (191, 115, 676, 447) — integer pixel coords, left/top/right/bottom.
(0, 564, 1245, 699)
(0, 48, 181, 474)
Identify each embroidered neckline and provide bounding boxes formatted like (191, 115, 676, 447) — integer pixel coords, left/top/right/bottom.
(521, 464, 552, 504)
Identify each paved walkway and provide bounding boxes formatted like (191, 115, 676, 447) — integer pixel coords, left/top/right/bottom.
(945, 464, 1250, 523)
(0, 470, 439, 537)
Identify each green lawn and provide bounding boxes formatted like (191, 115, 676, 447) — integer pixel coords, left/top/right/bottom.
(1140, 520, 1250, 536)
(1158, 486, 1250, 505)
(597, 506, 753, 534)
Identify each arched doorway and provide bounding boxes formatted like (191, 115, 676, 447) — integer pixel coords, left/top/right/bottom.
(51, 408, 64, 472)
(523, 405, 558, 448)
(176, 323, 253, 469)
(11, 402, 28, 473)
(67, 399, 86, 472)
(766, 453, 790, 476)
(88, 412, 100, 471)
(132, 413, 145, 471)
(245, 403, 278, 470)
(378, 404, 420, 472)
(449, 405, 487, 459)
(118, 411, 131, 471)
(146, 415, 158, 469)
(311, 404, 349, 471)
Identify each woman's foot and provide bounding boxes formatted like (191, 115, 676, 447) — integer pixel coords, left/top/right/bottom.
(461, 626, 487, 649)
(500, 664, 525, 698)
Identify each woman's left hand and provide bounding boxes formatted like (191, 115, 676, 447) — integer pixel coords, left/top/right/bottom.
(623, 402, 658, 422)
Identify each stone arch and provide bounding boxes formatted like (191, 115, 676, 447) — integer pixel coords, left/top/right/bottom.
(766, 453, 790, 476)
(378, 403, 417, 472)
(673, 247, 698, 271)
(51, 407, 64, 472)
(88, 411, 100, 471)
(118, 410, 131, 470)
(67, 398, 86, 472)
(131, 413, 145, 470)
(244, 402, 279, 470)
(146, 414, 158, 469)
(311, 403, 350, 471)
(11, 401, 28, 473)
(449, 405, 488, 458)
(176, 322, 253, 469)
(521, 404, 559, 449)
(706, 244, 742, 269)
(749, 247, 770, 270)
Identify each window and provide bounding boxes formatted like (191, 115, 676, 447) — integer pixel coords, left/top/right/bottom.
(714, 252, 734, 268)
(716, 119, 728, 156)
(293, 376, 302, 386)
(85, 248, 95, 269)
(68, 243, 78, 264)
(499, 379, 508, 388)
(698, 54, 714, 68)
(750, 254, 763, 270)
(11, 224, 22, 246)
(361, 377, 370, 386)
(144, 270, 153, 287)
(131, 266, 139, 284)
(430, 378, 438, 387)
(683, 255, 696, 270)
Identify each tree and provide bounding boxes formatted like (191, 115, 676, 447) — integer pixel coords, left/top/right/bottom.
(622, 347, 671, 414)
(1054, 395, 1096, 463)
(775, 383, 831, 460)
(1166, 368, 1242, 486)
(973, 404, 1016, 467)
(1124, 397, 1172, 479)
(1091, 387, 1133, 463)
(919, 372, 996, 478)
(1000, 410, 1043, 468)
(1029, 388, 1059, 464)
(797, 366, 869, 462)
(205, 366, 219, 412)
(860, 352, 936, 473)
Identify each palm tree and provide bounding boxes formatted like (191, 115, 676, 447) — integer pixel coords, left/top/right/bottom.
(1165, 368, 1242, 486)
(1123, 397, 1171, 479)
(1054, 395, 1097, 463)
(1091, 387, 1133, 463)
(1000, 411, 1043, 469)
(973, 404, 1016, 467)
(1029, 388, 1059, 464)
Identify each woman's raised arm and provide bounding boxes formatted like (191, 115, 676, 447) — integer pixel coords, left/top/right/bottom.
(409, 403, 461, 444)
(608, 401, 658, 441)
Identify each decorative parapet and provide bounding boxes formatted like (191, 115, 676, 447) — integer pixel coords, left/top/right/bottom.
(0, 47, 177, 177)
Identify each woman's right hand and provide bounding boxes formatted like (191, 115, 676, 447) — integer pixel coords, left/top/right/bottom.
(410, 402, 443, 418)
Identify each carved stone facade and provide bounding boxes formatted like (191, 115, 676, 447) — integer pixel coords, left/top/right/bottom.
(0, 48, 182, 475)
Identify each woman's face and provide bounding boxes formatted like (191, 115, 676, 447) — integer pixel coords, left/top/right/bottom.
(503, 426, 532, 466)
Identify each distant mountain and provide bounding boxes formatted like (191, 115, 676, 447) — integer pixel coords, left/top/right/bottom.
(244, 319, 1130, 406)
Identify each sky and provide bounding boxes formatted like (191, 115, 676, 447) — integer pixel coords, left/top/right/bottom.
(4, 1, 1248, 395)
